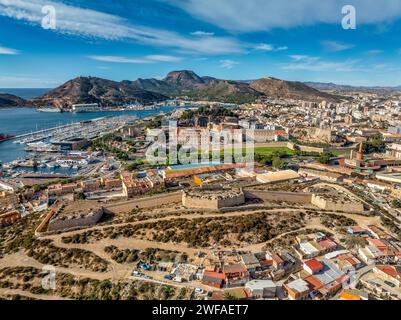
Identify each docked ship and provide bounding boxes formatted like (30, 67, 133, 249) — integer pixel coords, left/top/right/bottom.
(72, 103, 101, 113)
(0, 133, 14, 143)
(25, 141, 58, 152)
(37, 107, 62, 113)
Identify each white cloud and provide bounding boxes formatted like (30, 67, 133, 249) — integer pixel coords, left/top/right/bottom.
(256, 44, 273, 51)
(289, 55, 318, 62)
(256, 43, 288, 51)
(0, 45, 19, 54)
(87, 56, 153, 64)
(191, 30, 215, 36)
(0, 0, 244, 54)
(321, 40, 354, 52)
(145, 55, 183, 62)
(88, 55, 183, 64)
(282, 55, 362, 72)
(368, 49, 384, 54)
(169, 0, 401, 32)
(220, 59, 239, 69)
(0, 75, 59, 87)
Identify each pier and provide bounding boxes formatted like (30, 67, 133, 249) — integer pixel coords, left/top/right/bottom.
(2, 123, 82, 143)
(4, 116, 116, 144)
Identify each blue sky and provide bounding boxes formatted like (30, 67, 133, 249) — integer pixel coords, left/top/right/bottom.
(2, 0, 401, 87)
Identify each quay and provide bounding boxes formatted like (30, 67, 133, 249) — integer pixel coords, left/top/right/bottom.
(5, 116, 116, 143)
(3, 123, 85, 142)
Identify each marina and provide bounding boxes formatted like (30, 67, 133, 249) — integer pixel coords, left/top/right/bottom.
(0, 106, 182, 163)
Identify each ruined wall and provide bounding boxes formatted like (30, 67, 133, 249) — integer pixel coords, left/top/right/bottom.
(106, 192, 182, 213)
(244, 190, 313, 204)
(47, 208, 104, 232)
(311, 194, 364, 213)
(287, 142, 325, 154)
(182, 192, 245, 210)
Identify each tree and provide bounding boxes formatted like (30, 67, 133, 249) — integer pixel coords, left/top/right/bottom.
(32, 184, 42, 193)
(223, 292, 237, 300)
(272, 157, 287, 169)
(392, 199, 401, 208)
(75, 192, 86, 200)
(362, 134, 386, 154)
(317, 152, 333, 164)
(344, 235, 368, 250)
(161, 286, 175, 299)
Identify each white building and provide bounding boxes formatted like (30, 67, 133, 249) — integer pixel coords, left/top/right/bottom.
(245, 280, 277, 299)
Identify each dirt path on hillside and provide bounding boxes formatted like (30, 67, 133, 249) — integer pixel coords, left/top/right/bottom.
(0, 288, 71, 300)
(0, 251, 116, 280)
(41, 208, 303, 240)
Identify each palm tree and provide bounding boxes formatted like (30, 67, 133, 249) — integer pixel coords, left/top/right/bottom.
(223, 292, 237, 300)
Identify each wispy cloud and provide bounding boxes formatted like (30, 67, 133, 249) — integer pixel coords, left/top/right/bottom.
(0, 75, 60, 87)
(282, 55, 362, 72)
(169, 0, 401, 32)
(0, 45, 19, 55)
(88, 55, 183, 64)
(145, 55, 183, 62)
(255, 43, 288, 52)
(368, 49, 384, 54)
(220, 59, 239, 69)
(321, 40, 354, 52)
(88, 56, 153, 64)
(289, 55, 318, 62)
(191, 30, 215, 36)
(0, 0, 244, 55)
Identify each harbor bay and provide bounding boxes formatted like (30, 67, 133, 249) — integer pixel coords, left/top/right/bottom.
(0, 106, 179, 163)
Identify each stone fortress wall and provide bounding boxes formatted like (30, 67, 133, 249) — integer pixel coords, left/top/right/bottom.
(48, 207, 104, 232)
(182, 188, 245, 210)
(244, 190, 313, 204)
(311, 194, 364, 213)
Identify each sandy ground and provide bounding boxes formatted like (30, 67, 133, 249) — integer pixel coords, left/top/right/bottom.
(0, 198, 390, 300)
(0, 288, 72, 300)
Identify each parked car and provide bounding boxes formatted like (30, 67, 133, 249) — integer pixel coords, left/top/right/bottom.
(195, 288, 205, 294)
(385, 281, 396, 288)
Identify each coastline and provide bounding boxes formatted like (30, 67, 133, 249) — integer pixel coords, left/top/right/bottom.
(0, 106, 183, 163)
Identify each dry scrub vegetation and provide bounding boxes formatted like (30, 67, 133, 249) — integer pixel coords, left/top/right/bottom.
(0, 266, 190, 300)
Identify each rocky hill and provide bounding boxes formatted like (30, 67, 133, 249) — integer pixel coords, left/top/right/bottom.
(250, 77, 340, 102)
(33, 76, 167, 109)
(132, 70, 263, 104)
(0, 94, 28, 108)
(164, 70, 205, 88)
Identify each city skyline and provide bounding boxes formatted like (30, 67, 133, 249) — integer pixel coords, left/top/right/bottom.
(2, 0, 401, 88)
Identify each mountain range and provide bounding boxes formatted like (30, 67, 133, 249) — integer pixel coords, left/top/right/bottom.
(1, 71, 344, 108)
(305, 82, 401, 94)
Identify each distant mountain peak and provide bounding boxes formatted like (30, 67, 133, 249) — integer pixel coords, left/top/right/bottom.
(164, 70, 204, 86)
